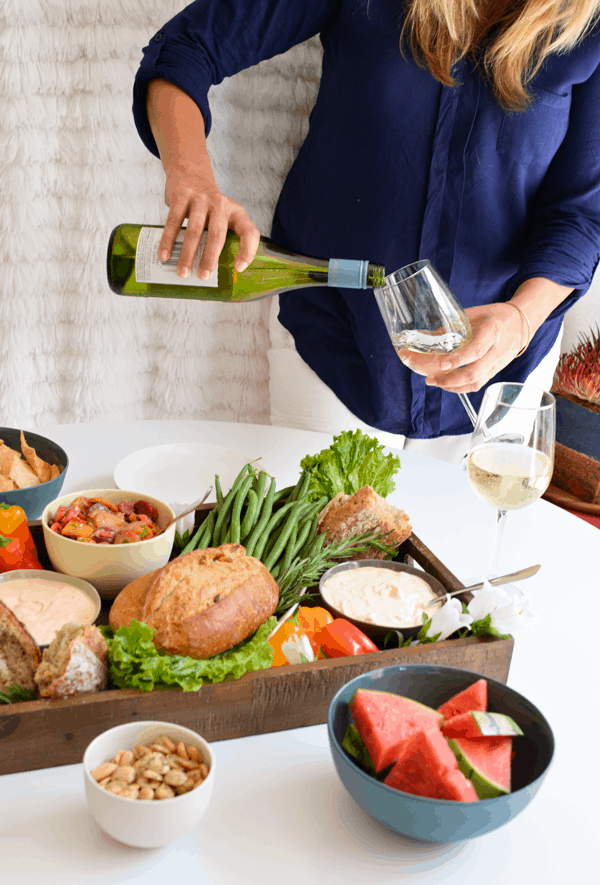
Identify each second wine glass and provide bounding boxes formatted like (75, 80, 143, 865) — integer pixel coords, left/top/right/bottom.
(467, 382, 556, 579)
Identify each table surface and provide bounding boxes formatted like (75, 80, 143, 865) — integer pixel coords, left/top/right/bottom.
(1, 420, 598, 884)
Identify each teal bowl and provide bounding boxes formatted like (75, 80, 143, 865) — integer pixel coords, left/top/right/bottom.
(327, 664, 554, 843)
(0, 428, 69, 520)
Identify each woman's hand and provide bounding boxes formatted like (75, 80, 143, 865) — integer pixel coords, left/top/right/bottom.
(147, 78, 260, 280)
(160, 165, 260, 280)
(398, 302, 528, 393)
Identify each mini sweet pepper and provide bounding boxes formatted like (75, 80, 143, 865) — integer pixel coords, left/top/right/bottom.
(0, 504, 43, 572)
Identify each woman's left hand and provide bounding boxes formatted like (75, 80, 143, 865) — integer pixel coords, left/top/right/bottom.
(398, 302, 528, 393)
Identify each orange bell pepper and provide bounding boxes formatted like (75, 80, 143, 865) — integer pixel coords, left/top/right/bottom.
(268, 621, 304, 666)
(0, 504, 43, 572)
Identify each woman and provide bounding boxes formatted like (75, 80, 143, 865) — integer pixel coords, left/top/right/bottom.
(132, 0, 600, 461)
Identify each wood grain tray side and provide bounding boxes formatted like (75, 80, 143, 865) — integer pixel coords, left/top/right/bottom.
(0, 520, 513, 775)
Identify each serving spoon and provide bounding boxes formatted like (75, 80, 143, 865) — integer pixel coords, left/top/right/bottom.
(424, 563, 540, 608)
(162, 486, 213, 532)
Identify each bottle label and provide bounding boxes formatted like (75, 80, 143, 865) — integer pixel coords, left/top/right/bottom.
(135, 227, 219, 287)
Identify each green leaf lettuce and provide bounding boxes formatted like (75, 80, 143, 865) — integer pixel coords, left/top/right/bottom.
(99, 618, 276, 692)
(299, 429, 401, 502)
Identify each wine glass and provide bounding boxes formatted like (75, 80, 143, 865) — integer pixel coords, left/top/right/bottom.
(467, 382, 555, 579)
(373, 260, 478, 426)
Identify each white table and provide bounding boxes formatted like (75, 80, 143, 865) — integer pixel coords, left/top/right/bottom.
(1, 420, 598, 883)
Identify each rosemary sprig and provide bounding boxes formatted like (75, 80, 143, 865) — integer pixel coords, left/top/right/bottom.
(274, 530, 400, 615)
(0, 683, 37, 704)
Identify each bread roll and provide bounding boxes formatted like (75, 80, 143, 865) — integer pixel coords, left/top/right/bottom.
(0, 599, 41, 692)
(34, 623, 108, 699)
(317, 485, 412, 559)
(109, 543, 279, 659)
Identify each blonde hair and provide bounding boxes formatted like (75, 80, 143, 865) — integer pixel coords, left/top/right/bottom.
(402, 0, 600, 110)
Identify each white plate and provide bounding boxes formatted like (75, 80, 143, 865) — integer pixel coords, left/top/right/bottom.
(113, 443, 259, 526)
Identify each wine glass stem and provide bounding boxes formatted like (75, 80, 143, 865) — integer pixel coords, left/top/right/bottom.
(458, 393, 479, 428)
(486, 508, 508, 580)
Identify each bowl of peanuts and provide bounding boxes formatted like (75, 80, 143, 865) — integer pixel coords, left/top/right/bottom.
(83, 720, 215, 848)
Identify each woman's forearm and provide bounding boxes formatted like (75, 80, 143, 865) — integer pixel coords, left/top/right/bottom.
(510, 277, 574, 344)
(146, 78, 213, 179)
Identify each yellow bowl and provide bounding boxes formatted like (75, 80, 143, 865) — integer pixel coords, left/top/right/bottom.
(41, 489, 176, 593)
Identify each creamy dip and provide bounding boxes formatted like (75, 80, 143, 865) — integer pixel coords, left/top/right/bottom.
(0, 578, 97, 645)
(322, 567, 438, 628)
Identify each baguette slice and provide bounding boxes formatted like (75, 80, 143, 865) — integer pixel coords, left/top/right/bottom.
(317, 485, 412, 559)
(0, 599, 42, 692)
(34, 623, 108, 699)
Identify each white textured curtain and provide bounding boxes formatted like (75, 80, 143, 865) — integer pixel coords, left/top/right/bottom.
(0, 0, 322, 427)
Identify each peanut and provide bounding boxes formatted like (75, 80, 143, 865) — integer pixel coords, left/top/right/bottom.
(91, 762, 118, 782)
(163, 769, 188, 787)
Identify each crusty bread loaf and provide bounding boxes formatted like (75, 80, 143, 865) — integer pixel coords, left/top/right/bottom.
(317, 485, 412, 559)
(0, 599, 42, 692)
(34, 623, 108, 699)
(109, 543, 279, 659)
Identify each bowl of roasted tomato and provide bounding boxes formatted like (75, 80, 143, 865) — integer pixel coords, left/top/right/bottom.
(41, 489, 176, 592)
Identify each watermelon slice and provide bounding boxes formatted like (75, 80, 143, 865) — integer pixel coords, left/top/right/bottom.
(443, 711, 523, 739)
(384, 728, 478, 802)
(448, 736, 512, 798)
(437, 679, 487, 720)
(350, 689, 443, 773)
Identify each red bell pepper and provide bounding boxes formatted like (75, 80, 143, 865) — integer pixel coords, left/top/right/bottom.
(318, 619, 378, 658)
(0, 504, 43, 572)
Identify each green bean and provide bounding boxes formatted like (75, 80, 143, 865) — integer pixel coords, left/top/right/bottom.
(239, 489, 258, 541)
(244, 476, 277, 557)
(272, 485, 295, 504)
(214, 474, 224, 509)
(285, 513, 314, 565)
(227, 474, 254, 545)
(287, 470, 309, 503)
(250, 500, 296, 562)
(181, 508, 216, 554)
(296, 514, 319, 561)
(264, 500, 312, 573)
(279, 522, 299, 574)
(213, 465, 253, 546)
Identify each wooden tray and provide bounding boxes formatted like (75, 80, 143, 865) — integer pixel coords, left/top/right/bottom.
(0, 519, 513, 776)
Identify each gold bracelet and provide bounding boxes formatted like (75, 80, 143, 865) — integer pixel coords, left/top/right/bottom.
(506, 301, 532, 357)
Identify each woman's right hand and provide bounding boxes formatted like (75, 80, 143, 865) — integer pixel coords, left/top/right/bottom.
(146, 78, 260, 280)
(160, 166, 261, 279)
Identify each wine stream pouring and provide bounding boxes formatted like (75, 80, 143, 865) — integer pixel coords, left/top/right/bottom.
(107, 224, 386, 302)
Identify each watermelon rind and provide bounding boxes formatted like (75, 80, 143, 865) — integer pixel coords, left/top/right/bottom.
(350, 689, 443, 773)
(447, 737, 511, 799)
(342, 724, 376, 776)
(444, 711, 523, 739)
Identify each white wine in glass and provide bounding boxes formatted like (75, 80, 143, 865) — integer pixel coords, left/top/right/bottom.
(467, 383, 556, 578)
(373, 260, 478, 426)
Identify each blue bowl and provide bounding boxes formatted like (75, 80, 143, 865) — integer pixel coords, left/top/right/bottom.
(327, 664, 554, 843)
(0, 428, 69, 520)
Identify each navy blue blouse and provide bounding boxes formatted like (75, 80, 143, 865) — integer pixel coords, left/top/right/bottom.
(133, 0, 600, 437)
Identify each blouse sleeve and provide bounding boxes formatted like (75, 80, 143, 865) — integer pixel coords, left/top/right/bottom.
(132, 0, 340, 158)
(506, 51, 600, 316)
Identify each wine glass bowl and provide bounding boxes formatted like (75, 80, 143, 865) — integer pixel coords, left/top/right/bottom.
(467, 383, 555, 578)
(373, 260, 473, 355)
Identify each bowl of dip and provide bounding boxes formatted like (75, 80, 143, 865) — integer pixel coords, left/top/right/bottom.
(0, 569, 101, 647)
(319, 560, 447, 639)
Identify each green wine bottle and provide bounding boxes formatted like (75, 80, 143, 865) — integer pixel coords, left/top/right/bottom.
(107, 224, 386, 302)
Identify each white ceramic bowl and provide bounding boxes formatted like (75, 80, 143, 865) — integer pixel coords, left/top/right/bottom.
(41, 489, 176, 592)
(83, 720, 215, 849)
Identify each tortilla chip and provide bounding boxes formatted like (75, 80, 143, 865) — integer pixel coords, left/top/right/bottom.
(49, 464, 61, 480)
(8, 457, 40, 489)
(20, 431, 52, 483)
(0, 444, 19, 477)
(0, 475, 15, 492)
